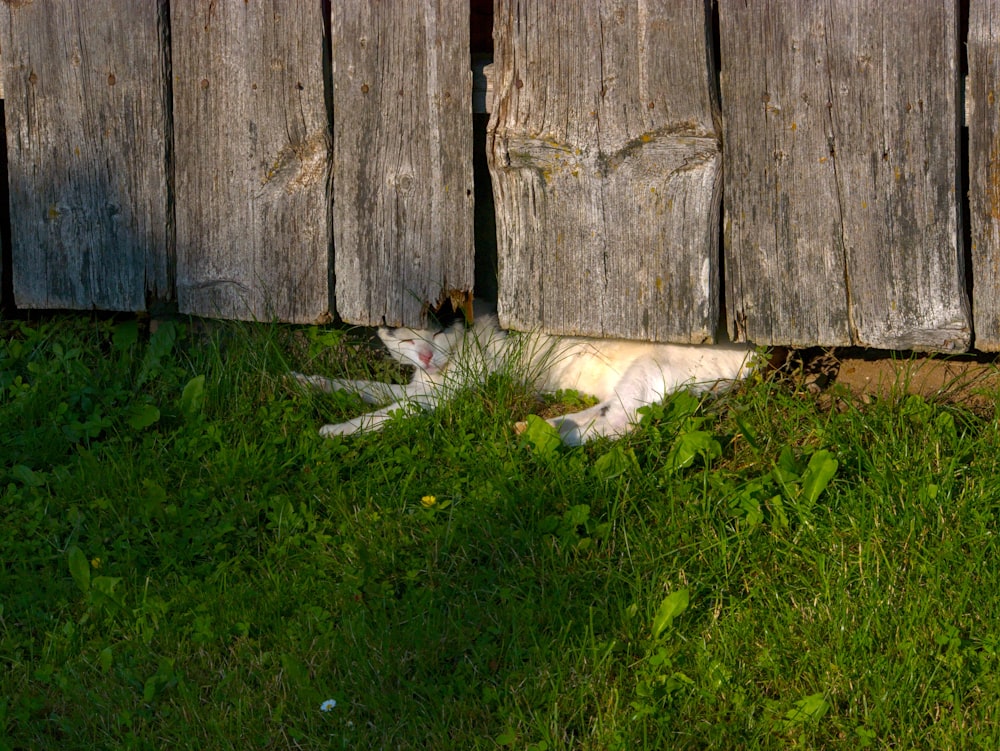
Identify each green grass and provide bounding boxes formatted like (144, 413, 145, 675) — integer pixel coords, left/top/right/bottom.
(4, 315, 1000, 749)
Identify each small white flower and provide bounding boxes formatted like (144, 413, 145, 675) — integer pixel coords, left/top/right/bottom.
(320, 699, 337, 712)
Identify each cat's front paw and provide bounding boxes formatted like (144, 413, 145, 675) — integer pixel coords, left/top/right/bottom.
(288, 372, 335, 393)
(319, 421, 361, 438)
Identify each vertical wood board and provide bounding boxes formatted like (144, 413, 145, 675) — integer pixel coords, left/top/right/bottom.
(332, 0, 474, 327)
(172, 1, 330, 323)
(488, 0, 722, 342)
(719, 1, 849, 346)
(968, 0, 1000, 350)
(721, 0, 970, 351)
(0, 1, 170, 310)
(0, 100, 5, 309)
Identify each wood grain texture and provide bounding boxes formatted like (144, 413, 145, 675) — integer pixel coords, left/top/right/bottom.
(721, 0, 970, 351)
(332, 0, 474, 327)
(173, 1, 330, 323)
(968, 0, 1000, 350)
(487, 0, 721, 342)
(0, 1, 170, 310)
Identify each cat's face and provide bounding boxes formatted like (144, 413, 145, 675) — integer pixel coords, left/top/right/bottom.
(377, 320, 464, 375)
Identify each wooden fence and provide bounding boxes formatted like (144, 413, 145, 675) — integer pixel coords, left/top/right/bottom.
(0, 1, 997, 351)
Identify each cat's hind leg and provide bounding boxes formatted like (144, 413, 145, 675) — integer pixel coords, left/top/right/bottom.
(542, 361, 659, 445)
(545, 398, 639, 446)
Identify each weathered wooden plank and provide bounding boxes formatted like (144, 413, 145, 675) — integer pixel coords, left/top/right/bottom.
(968, 0, 1000, 350)
(0, 1, 170, 310)
(488, 0, 721, 342)
(1, 100, 6, 310)
(719, 2, 849, 347)
(173, 1, 330, 323)
(828, 2, 969, 351)
(720, 0, 970, 351)
(332, 0, 474, 327)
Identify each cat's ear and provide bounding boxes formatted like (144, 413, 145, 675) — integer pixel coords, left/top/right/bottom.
(378, 326, 421, 349)
(376, 326, 397, 346)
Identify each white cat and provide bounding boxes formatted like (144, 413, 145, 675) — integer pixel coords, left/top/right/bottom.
(291, 312, 755, 446)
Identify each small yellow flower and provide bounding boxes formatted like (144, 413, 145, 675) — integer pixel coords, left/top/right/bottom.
(420, 495, 437, 508)
(91, 557, 101, 569)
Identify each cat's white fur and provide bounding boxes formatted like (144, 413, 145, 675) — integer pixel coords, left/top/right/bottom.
(292, 312, 754, 446)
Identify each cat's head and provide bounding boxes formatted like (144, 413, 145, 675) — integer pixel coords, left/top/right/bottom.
(377, 320, 465, 375)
